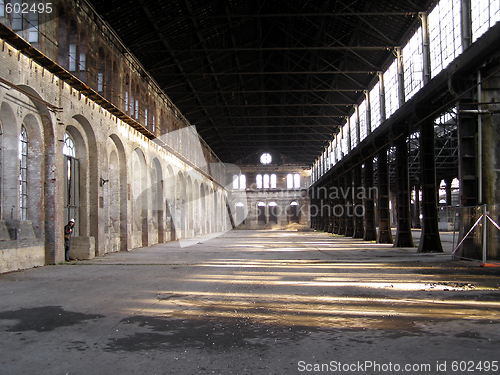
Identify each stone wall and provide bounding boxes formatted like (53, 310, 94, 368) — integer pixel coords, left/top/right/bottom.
(0, 22, 230, 273)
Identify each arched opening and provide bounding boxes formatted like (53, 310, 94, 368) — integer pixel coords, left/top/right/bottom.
(289, 201, 299, 223)
(235, 202, 245, 225)
(186, 176, 193, 237)
(213, 191, 218, 232)
(151, 158, 164, 243)
(193, 180, 200, 236)
(268, 201, 278, 224)
(62, 131, 80, 236)
(71, 115, 99, 255)
(18, 125, 28, 221)
(164, 165, 175, 241)
(257, 201, 266, 224)
(21, 113, 44, 237)
(130, 148, 148, 248)
(200, 184, 206, 235)
(107, 134, 127, 252)
(176, 171, 186, 239)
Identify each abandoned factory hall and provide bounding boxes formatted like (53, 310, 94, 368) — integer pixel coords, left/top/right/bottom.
(0, 0, 500, 374)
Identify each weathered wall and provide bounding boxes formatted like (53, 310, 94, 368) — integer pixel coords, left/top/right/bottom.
(0, 33, 229, 274)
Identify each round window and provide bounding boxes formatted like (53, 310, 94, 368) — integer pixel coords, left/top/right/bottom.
(260, 153, 272, 165)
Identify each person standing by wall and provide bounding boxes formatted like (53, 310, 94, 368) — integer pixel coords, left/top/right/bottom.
(64, 219, 75, 262)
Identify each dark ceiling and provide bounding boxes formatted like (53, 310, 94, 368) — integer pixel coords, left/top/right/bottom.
(88, 0, 436, 166)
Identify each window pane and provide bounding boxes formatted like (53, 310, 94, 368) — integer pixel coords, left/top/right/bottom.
(28, 8, 38, 42)
(69, 44, 77, 71)
(370, 82, 381, 130)
(270, 174, 277, 189)
(294, 174, 300, 189)
(19, 125, 28, 221)
(256, 174, 262, 189)
(97, 72, 103, 92)
(79, 53, 86, 70)
(63, 132, 76, 157)
(12, 0, 22, 31)
(263, 174, 270, 189)
(403, 27, 423, 100)
(384, 60, 399, 118)
(429, 0, 462, 77)
(350, 112, 357, 149)
(359, 101, 367, 141)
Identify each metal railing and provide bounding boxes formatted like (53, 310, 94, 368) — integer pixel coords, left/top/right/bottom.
(451, 204, 500, 265)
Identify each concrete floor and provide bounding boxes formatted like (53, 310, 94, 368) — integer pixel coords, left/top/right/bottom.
(1, 229, 499, 375)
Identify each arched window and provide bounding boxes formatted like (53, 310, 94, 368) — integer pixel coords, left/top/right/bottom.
(256, 174, 262, 189)
(63, 132, 80, 235)
(18, 125, 28, 220)
(263, 174, 270, 189)
(63, 132, 75, 157)
(287, 173, 293, 189)
(233, 174, 246, 190)
(270, 174, 277, 189)
(294, 173, 301, 189)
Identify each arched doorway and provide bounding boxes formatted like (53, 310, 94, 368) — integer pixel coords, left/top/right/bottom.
(289, 201, 299, 223)
(130, 148, 148, 248)
(257, 202, 266, 224)
(268, 201, 278, 224)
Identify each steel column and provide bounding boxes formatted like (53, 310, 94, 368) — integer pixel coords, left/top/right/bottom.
(353, 164, 364, 238)
(414, 185, 421, 229)
(394, 136, 414, 247)
(418, 120, 443, 253)
(338, 175, 346, 235)
(333, 178, 341, 234)
(344, 169, 354, 237)
(363, 157, 377, 241)
(377, 147, 393, 244)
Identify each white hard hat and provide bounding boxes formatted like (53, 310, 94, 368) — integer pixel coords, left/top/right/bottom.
(69, 219, 75, 223)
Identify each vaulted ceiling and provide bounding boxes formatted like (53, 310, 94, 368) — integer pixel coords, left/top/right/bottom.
(88, 0, 437, 165)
